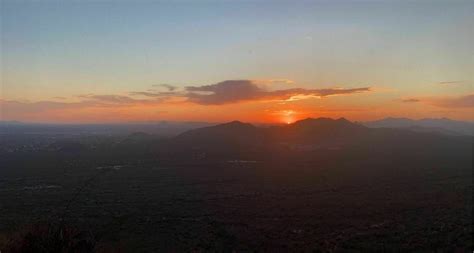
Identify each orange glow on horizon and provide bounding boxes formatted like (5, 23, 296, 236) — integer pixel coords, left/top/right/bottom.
(2, 97, 474, 124)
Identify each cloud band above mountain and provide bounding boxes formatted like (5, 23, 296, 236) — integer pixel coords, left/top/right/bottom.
(1, 79, 371, 121)
(131, 80, 370, 105)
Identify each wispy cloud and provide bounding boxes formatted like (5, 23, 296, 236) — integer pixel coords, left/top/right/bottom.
(252, 79, 295, 86)
(129, 91, 180, 98)
(438, 80, 464, 86)
(0, 94, 159, 117)
(152, 84, 178, 91)
(400, 98, 420, 103)
(401, 94, 474, 108)
(78, 94, 143, 104)
(1, 100, 85, 114)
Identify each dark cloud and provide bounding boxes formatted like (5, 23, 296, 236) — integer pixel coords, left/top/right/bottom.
(129, 80, 370, 105)
(184, 80, 370, 105)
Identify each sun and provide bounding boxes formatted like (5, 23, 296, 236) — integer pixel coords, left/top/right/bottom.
(281, 110, 295, 124)
(270, 109, 299, 124)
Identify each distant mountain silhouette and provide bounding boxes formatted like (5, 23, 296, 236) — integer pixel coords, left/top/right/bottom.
(364, 117, 473, 136)
(274, 117, 368, 143)
(174, 118, 367, 146)
(176, 121, 259, 140)
(173, 121, 264, 153)
(168, 117, 472, 158)
(170, 118, 385, 155)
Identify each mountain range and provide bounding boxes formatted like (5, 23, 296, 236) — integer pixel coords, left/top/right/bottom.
(163, 117, 471, 161)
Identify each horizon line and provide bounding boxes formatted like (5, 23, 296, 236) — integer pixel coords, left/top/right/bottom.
(1, 116, 473, 126)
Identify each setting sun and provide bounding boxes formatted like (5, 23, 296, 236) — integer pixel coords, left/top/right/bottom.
(277, 110, 296, 124)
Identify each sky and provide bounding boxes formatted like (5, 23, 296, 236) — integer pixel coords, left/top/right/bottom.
(1, 0, 473, 123)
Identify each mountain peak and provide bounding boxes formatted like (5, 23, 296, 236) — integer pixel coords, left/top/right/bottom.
(220, 120, 254, 128)
(225, 120, 245, 125)
(337, 117, 350, 123)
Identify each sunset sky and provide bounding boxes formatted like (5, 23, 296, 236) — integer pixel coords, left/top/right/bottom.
(1, 1, 473, 123)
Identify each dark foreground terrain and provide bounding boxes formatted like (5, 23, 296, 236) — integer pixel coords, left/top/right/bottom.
(0, 119, 472, 252)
